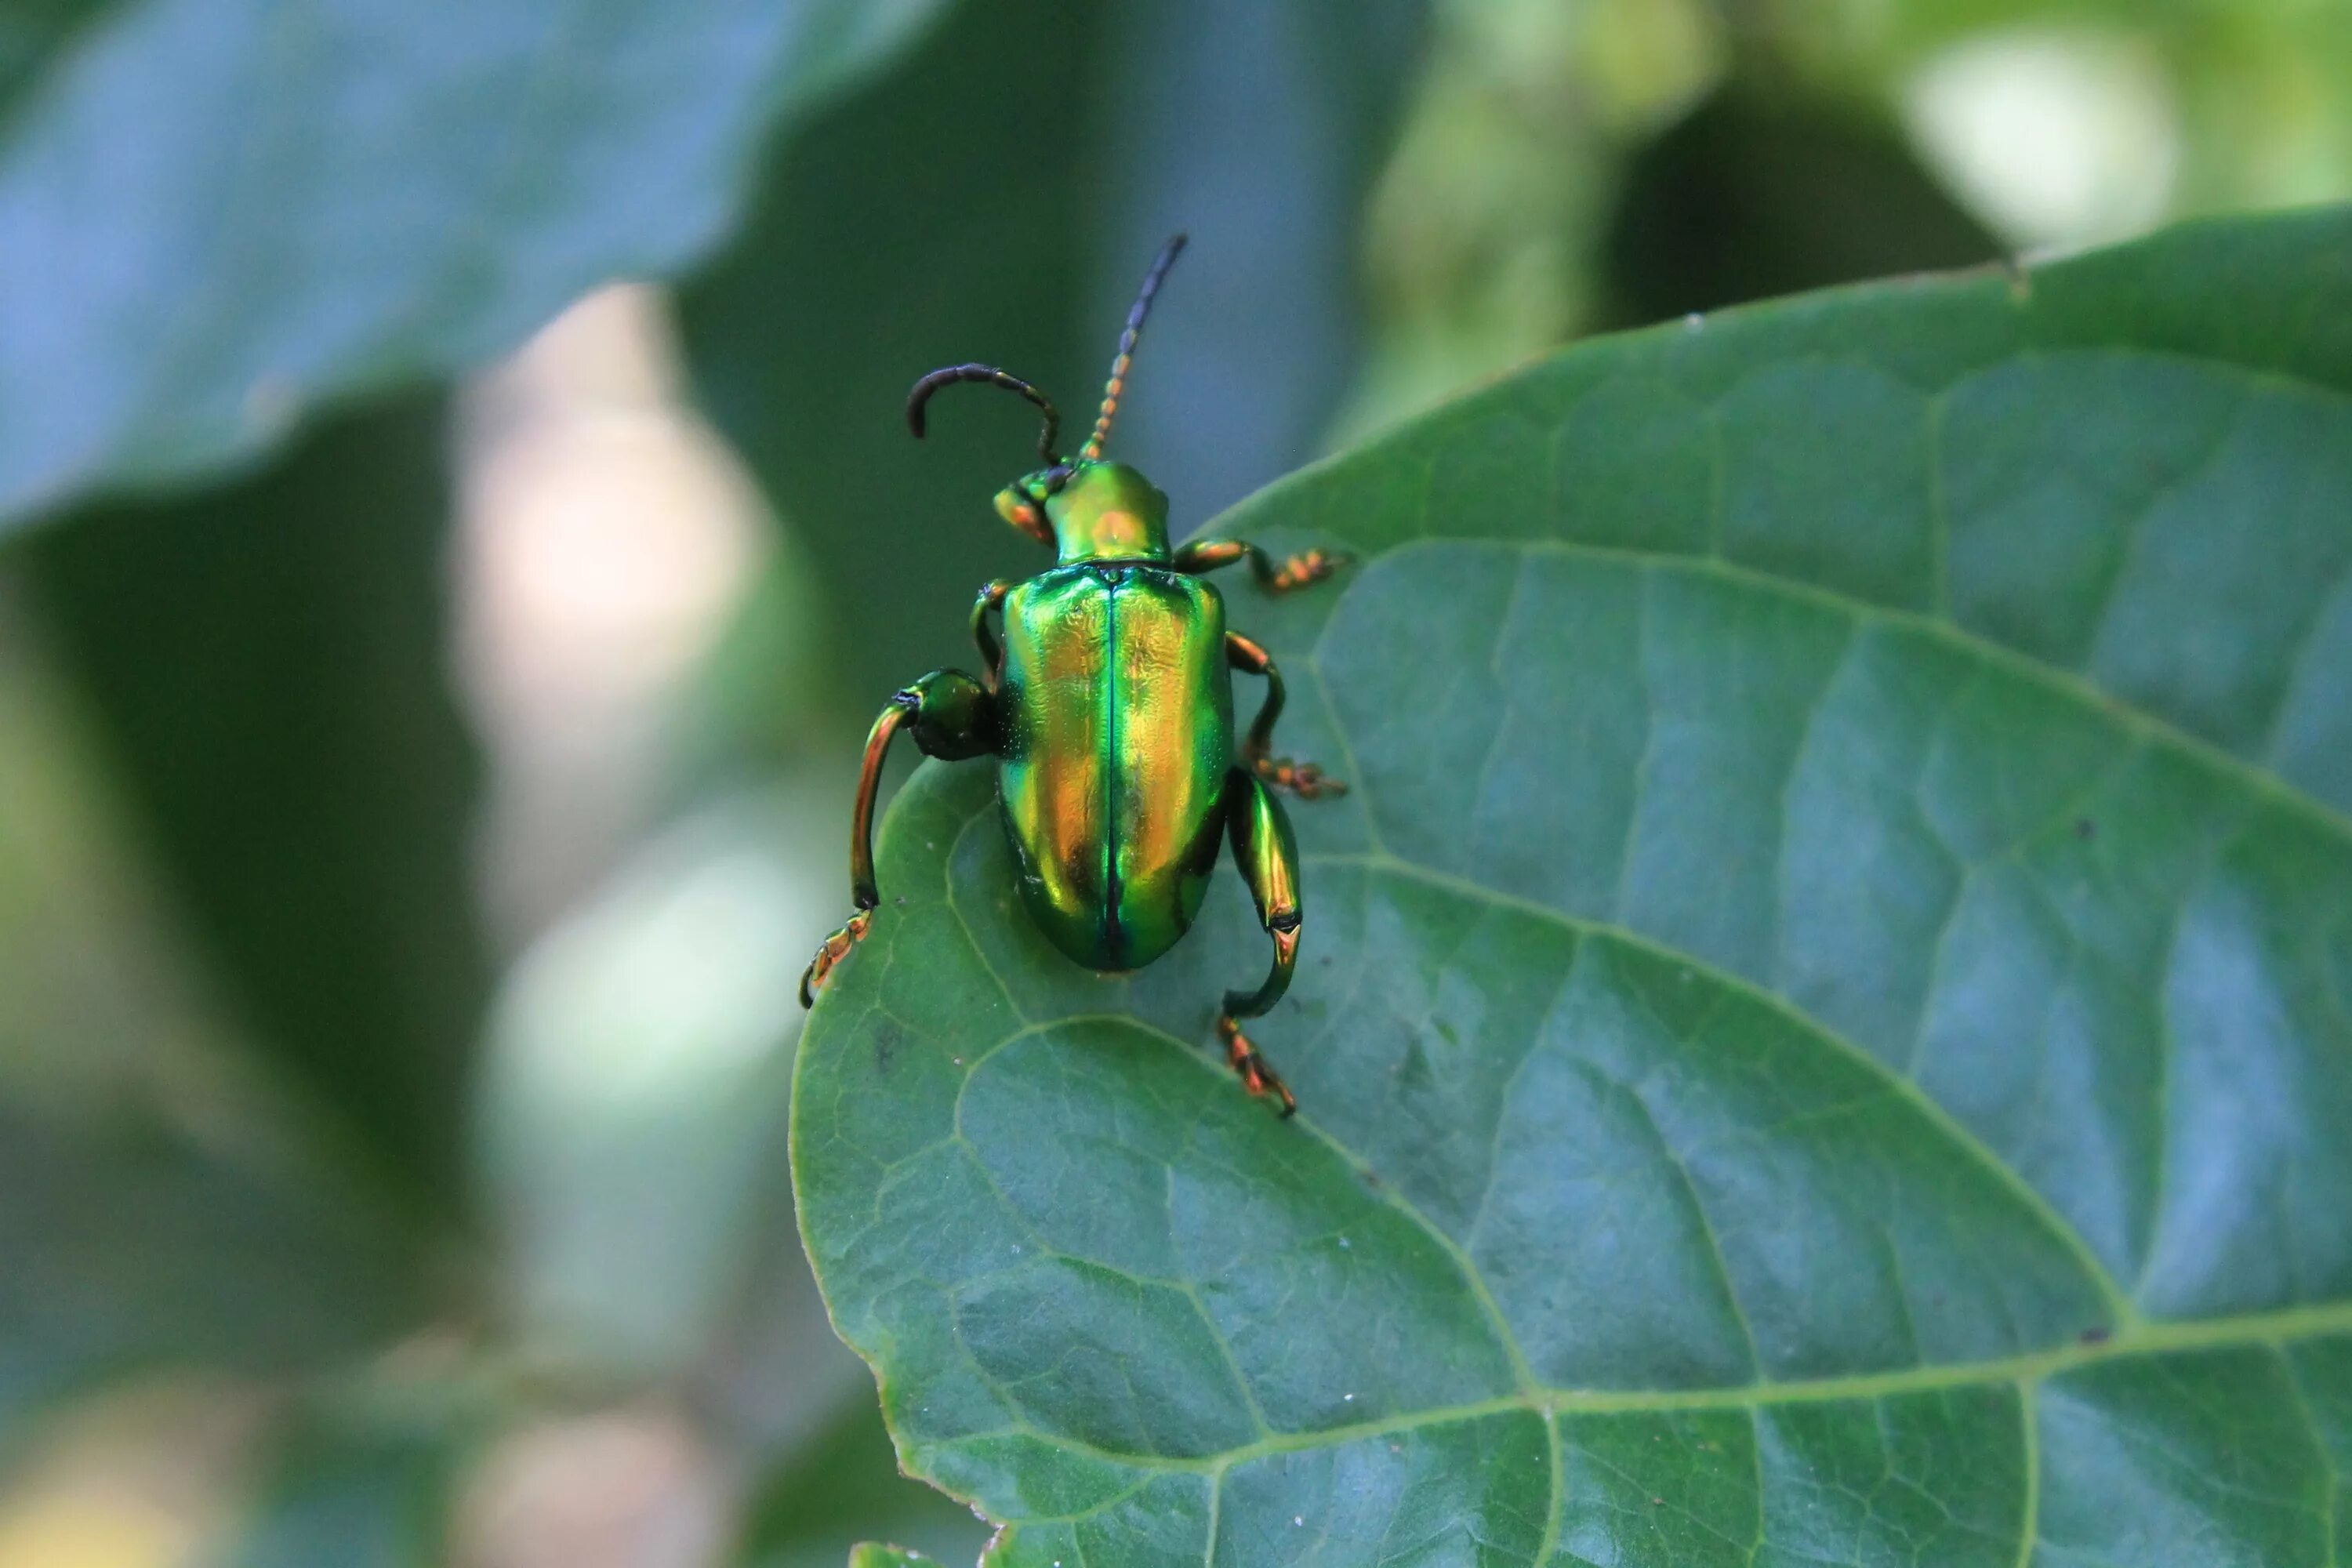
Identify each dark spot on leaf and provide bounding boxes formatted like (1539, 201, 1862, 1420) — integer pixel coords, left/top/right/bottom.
(2074, 818, 2096, 840)
(872, 1021, 905, 1076)
(1398, 1037, 1432, 1090)
(2079, 1325, 2111, 1345)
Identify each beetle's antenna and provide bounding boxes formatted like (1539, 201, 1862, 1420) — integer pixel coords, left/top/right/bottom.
(906, 364, 1062, 464)
(1080, 233, 1187, 461)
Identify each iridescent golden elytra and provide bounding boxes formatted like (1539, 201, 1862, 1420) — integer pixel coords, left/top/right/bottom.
(799, 236, 1345, 1114)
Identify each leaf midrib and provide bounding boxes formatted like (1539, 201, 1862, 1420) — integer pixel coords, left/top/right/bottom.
(915, 1283, 2352, 1479)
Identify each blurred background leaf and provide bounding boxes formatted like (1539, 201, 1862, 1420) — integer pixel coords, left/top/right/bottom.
(0, 1105, 430, 1461)
(19, 396, 488, 1218)
(1594, 83, 2002, 327)
(476, 793, 812, 1378)
(0, 0, 115, 114)
(0, 0, 956, 528)
(735, 1397, 983, 1568)
(203, 1402, 470, 1568)
(842, 1546, 942, 1568)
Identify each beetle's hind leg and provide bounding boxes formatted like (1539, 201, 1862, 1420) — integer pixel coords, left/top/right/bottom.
(800, 670, 996, 1007)
(1226, 632, 1345, 800)
(1215, 768, 1305, 1116)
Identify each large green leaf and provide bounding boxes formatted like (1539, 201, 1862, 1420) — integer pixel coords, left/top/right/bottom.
(795, 208, 2352, 1565)
(0, 0, 950, 528)
(677, 0, 1426, 718)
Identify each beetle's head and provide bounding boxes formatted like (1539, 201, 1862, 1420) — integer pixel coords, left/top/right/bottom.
(904, 235, 1190, 563)
(999, 459, 1169, 562)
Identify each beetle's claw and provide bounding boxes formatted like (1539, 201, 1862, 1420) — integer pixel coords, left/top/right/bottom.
(799, 909, 876, 1008)
(1254, 755, 1347, 800)
(1217, 1015, 1297, 1117)
(1267, 548, 1347, 594)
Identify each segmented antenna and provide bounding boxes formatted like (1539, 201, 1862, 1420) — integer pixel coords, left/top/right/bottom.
(905, 364, 1062, 463)
(1080, 234, 1188, 461)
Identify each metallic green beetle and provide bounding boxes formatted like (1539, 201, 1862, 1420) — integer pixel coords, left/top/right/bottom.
(798, 236, 1345, 1115)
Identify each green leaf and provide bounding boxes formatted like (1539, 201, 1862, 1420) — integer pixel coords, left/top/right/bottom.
(0, 0, 951, 528)
(677, 0, 1426, 717)
(16, 395, 488, 1213)
(793, 208, 2352, 1565)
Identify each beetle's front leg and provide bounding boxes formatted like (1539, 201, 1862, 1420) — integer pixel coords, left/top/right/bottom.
(970, 579, 1014, 688)
(800, 670, 996, 1007)
(1217, 768, 1304, 1116)
(1226, 632, 1345, 800)
(1173, 537, 1346, 595)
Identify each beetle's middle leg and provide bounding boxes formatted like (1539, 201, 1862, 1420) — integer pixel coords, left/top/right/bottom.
(1173, 537, 1347, 594)
(970, 579, 1014, 687)
(1216, 768, 1304, 1116)
(1226, 632, 1345, 800)
(800, 670, 996, 1007)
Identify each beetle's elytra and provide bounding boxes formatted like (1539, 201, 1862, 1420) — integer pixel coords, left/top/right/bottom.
(799, 236, 1346, 1115)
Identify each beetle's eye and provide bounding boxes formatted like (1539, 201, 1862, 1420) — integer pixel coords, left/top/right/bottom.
(994, 487, 1052, 545)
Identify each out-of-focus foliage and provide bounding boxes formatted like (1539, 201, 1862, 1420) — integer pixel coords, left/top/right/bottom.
(204, 1403, 472, 1568)
(736, 1396, 982, 1568)
(1595, 86, 2001, 328)
(0, 0, 953, 528)
(476, 793, 812, 1377)
(0, 0, 114, 113)
(23, 397, 486, 1214)
(0, 1107, 430, 1448)
(1340, 0, 2352, 438)
(0, 0, 2345, 1563)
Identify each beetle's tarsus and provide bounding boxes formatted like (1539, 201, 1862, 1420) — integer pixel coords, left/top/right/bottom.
(1230, 637, 1345, 797)
(1253, 754, 1347, 799)
(1218, 1015, 1297, 1116)
(800, 909, 875, 1008)
(1265, 548, 1346, 594)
